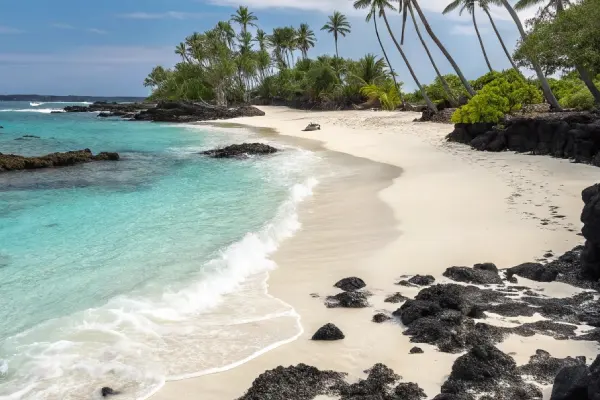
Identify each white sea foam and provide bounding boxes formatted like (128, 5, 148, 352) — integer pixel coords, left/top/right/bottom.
(0, 109, 62, 113)
(0, 174, 318, 400)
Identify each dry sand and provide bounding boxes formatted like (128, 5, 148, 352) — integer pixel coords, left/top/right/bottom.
(152, 107, 600, 400)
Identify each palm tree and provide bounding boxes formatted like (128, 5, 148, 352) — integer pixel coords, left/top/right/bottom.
(296, 23, 316, 59)
(498, 0, 561, 109)
(365, 4, 402, 94)
(354, 54, 388, 85)
(321, 11, 351, 58)
(230, 6, 258, 35)
(407, 4, 458, 106)
(514, 0, 600, 104)
(354, 0, 437, 112)
(408, 0, 475, 96)
(443, 0, 493, 72)
(216, 21, 236, 50)
(477, 0, 521, 74)
(175, 42, 188, 62)
(254, 29, 268, 51)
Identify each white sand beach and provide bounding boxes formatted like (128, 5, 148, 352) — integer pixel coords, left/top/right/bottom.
(152, 106, 600, 400)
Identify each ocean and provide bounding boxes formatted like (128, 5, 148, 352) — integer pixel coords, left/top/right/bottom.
(0, 102, 321, 399)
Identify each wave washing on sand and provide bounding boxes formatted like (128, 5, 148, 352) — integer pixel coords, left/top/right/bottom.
(0, 166, 318, 399)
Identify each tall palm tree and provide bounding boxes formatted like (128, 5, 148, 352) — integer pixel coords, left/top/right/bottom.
(408, 0, 476, 96)
(254, 29, 268, 52)
(321, 11, 352, 58)
(407, 4, 458, 106)
(498, 0, 561, 109)
(354, 0, 437, 112)
(365, 4, 401, 94)
(514, 0, 600, 104)
(175, 42, 188, 62)
(443, 0, 493, 72)
(477, 0, 521, 73)
(296, 23, 316, 59)
(216, 21, 236, 50)
(230, 6, 258, 35)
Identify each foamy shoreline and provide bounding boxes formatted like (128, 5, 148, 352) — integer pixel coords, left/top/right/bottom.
(152, 106, 600, 400)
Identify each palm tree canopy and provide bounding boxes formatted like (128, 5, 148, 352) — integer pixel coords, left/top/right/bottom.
(354, 0, 397, 21)
(514, 0, 567, 11)
(321, 11, 352, 37)
(296, 23, 316, 54)
(443, 0, 488, 15)
(230, 6, 258, 31)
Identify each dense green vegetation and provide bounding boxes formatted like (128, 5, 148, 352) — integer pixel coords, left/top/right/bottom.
(144, 0, 599, 122)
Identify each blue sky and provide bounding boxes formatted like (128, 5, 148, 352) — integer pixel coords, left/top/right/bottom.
(0, 0, 540, 96)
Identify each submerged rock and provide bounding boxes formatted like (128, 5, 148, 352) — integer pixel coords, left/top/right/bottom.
(311, 323, 345, 341)
(334, 277, 366, 292)
(0, 149, 119, 172)
(201, 143, 278, 159)
(237, 364, 346, 400)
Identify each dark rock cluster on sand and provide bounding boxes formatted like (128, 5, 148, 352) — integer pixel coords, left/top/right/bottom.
(446, 112, 600, 166)
(550, 354, 600, 400)
(581, 184, 600, 281)
(134, 101, 265, 123)
(201, 143, 278, 159)
(326, 291, 371, 308)
(0, 149, 119, 172)
(334, 277, 366, 292)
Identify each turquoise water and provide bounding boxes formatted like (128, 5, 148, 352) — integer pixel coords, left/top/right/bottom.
(0, 102, 319, 399)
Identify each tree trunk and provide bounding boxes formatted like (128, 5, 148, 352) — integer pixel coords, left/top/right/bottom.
(382, 11, 437, 112)
(500, 0, 562, 110)
(409, 6, 458, 107)
(483, 8, 521, 74)
(374, 16, 401, 96)
(410, 0, 475, 96)
(554, 0, 600, 104)
(473, 10, 493, 72)
(335, 33, 339, 58)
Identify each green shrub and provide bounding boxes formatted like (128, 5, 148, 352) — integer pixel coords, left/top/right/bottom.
(452, 77, 543, 124)
(360, 82, 402, 111)
(559, 87, 595, 110)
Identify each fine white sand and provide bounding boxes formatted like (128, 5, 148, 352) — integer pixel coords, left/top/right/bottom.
(152, 107, 600, 400)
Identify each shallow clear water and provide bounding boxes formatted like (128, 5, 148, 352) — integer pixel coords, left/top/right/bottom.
(0, 102, 320, 399)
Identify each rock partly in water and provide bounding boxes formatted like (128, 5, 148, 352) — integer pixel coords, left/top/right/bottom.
(334, 277, 367, 292)
(311, 323, 345, 341)
(443, 266, 503, 285)
(64, 101, 151, 114)
(237, 364, 346, 400)
(373, 313, 391, 323)
(408, 275, 435, 286)
(201, 143, 278, 159)
(135, 101, 265, 123)
(0, 149, 119, 172)
(326, 291, 371, 308)
(384, 292, 409, 304)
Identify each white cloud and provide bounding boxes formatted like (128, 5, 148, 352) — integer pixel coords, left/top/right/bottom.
(0, 26, 23, 34)
(87, 28, 108, 34)
(52, 23, 76, 30)
(118, 11, 206, 20)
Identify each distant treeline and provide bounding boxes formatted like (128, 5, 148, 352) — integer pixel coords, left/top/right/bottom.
(0, 95, 146, 103)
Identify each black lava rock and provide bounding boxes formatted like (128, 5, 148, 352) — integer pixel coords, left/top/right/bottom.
(202, 143, 278, 158)
(409, 346, 424, 354)
(373, 313, 391, 323)
(339, 363, 400, 399)
(393, 382, 427, 399)
(550, 364, 591, 400)
(408, 275, 435, 286)
(473, 263, 499, 273)
(518, 349, 584, 384)
(506, 262, 559, 282)
(312, 323, 345, 341)
(443, 266, 503, 285)
(101, 387, 120, 397)
(326, 291, 370, 308)
(384, 292, 409, 303)
(334, 277, 366, 292)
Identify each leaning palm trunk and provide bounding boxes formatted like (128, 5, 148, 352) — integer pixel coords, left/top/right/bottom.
(409, 6, 458, 107)
(373, 15, 402, 99)
(410, 0, 475, 96)
(554, 1, 600, 104)
(483, 9, 520, 74)
(500, 0, 561, 110)
(381, 11, 437, 112)
(473, 11, 493, 72)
